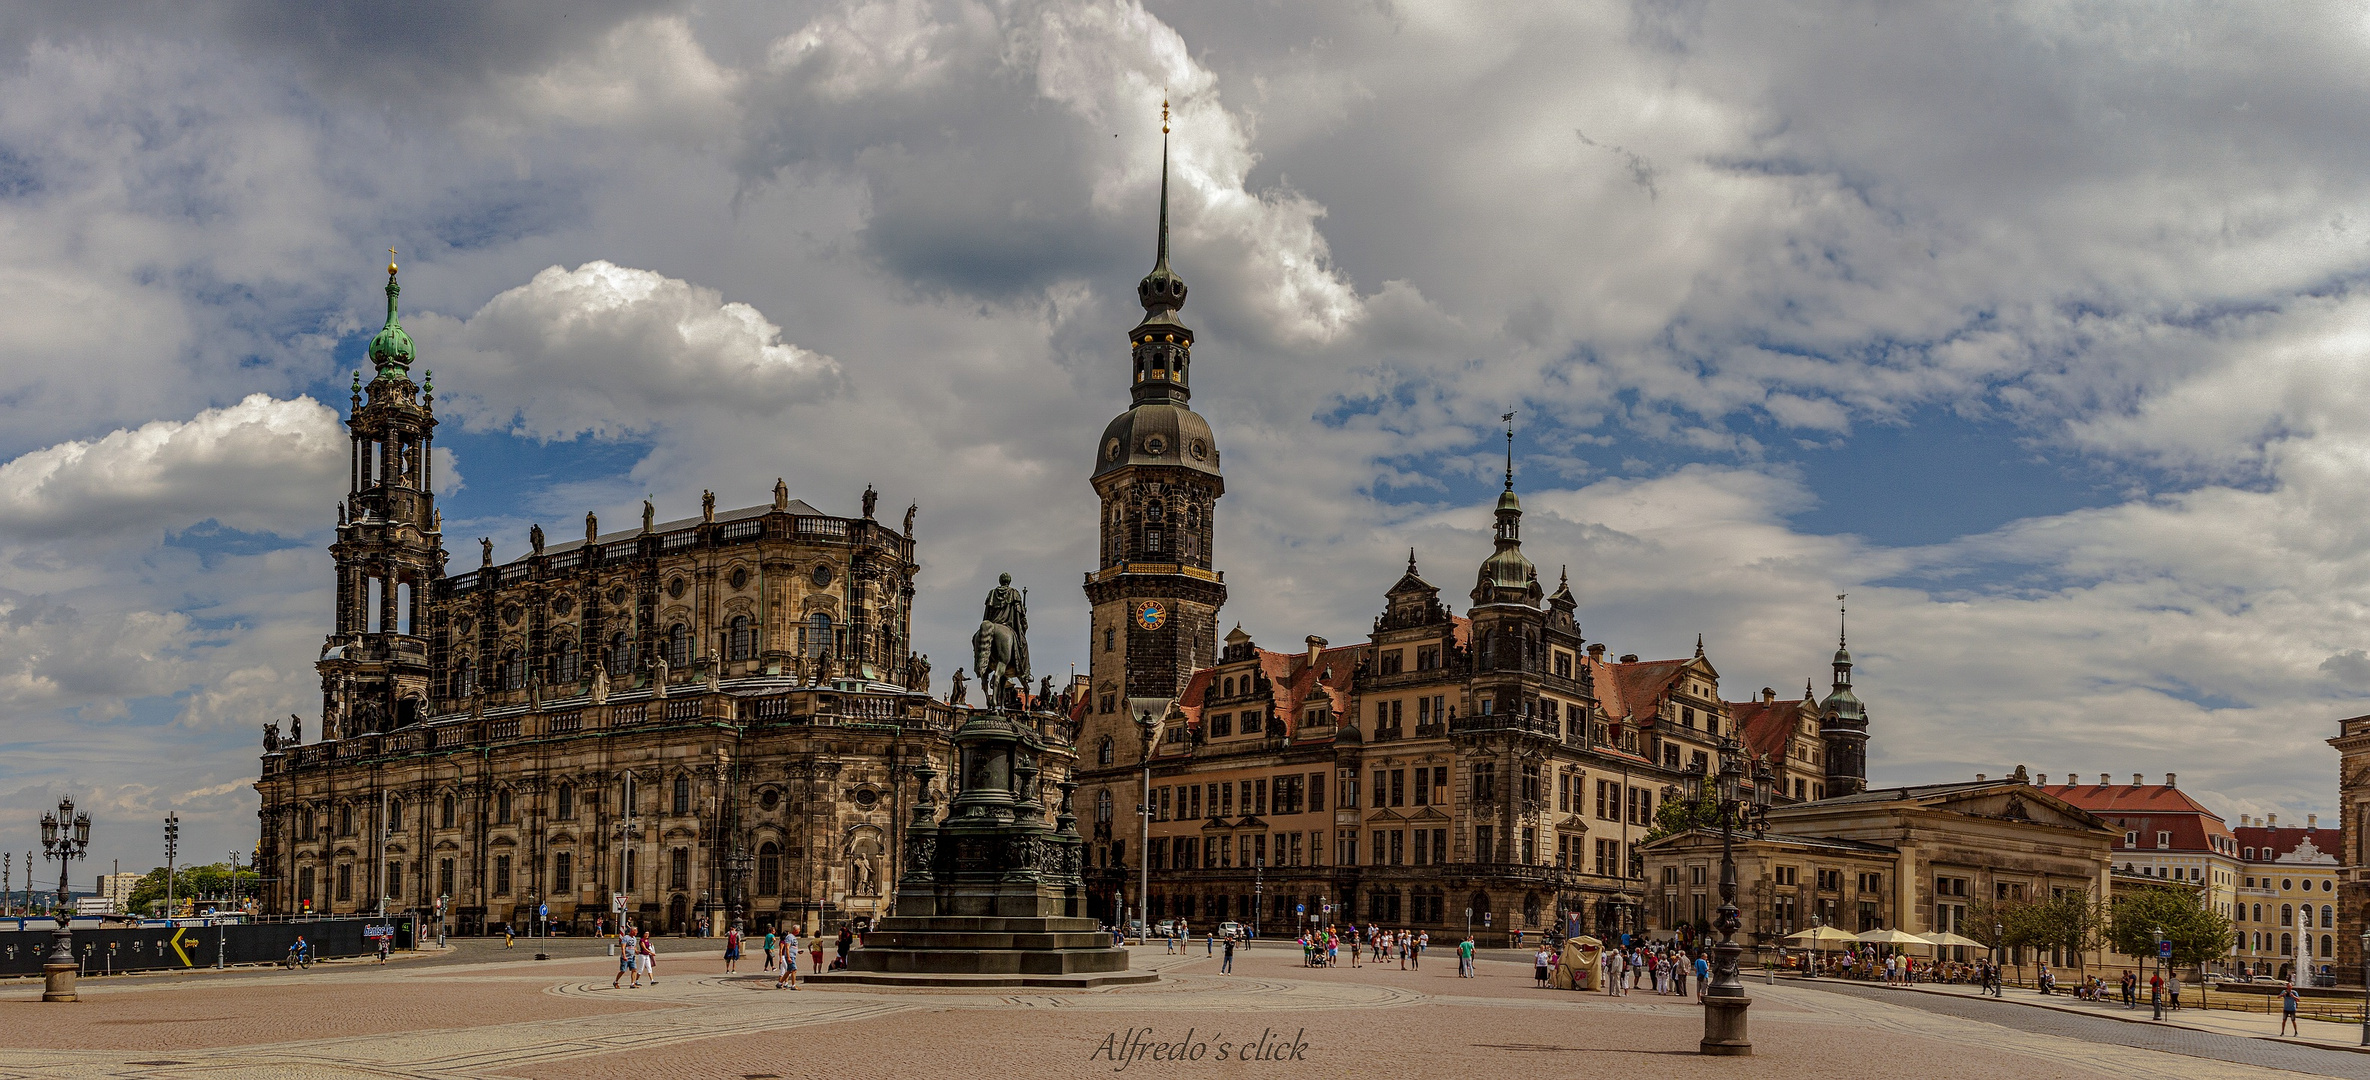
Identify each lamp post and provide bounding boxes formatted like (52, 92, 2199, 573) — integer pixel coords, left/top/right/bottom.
(2151, 926, 2165, 1020)
(728, 846, 754, 932)
(1253, 855, 1265, 940)
(1135, 710, 1156, 944)
(1991, 921, 2004, 996)
(39, 796, 92, 1001)
(163, 812, 179, 919)
(1690, 736, 1769, 1057)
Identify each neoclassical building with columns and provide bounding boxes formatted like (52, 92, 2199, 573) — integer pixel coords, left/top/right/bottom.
(252, 260, 1023, 936)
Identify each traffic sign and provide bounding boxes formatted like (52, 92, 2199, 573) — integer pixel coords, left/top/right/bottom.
(539, 903, 549, 918)
(612, 893, 628, 914)
(1296, 904, 1305, 915)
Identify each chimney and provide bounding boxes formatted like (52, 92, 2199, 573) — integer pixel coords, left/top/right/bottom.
(2100, 773, 2110, 786)
(2133, 773, 2143, 786)
(1305, 635, 1328, 669)
(1588, 643, 1607, 661)
(2037, 774, 2048, 786)
(1762, 687, 1776, 704)
(2309, 813, 2319, 828)
(2164, 772, 2176, 788)
(2269, 813, 2279, 827)
(1975, 773, 1987, 782)
(1619, 653, 1640, 663)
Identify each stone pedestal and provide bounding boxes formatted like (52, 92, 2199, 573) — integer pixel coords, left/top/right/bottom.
(1699, 994, 1752, 1055)
(41, 925, 78, 1002)
(806, 710, 1150, 989)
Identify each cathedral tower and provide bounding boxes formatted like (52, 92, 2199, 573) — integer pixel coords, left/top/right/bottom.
(1819, 600, 1869, 797)
(1082, 108, 1227, 736)
(318, 256, 447, 737)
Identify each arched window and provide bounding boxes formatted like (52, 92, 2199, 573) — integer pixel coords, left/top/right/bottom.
(805, 613, 833, 657)
(1104, 627, 1115, 652)
(500, 648, 525, 690)
(2324, 934, 2335, 958)
(758, 841, 781, 895)
(665, 623, 692, 668)
(340, 803, 354, 837)
(439, 793, 455, 829)
(553, 637, 580, 684)
(451, 656, 475, 698)
(556, 783, 574, 821)
(2282, 904, 2294, 926)
(2253, 903, 2262, 922)
(495, 788, 512, 824)
(728, 615, 754, 661)
(1222, 676, 1234, 697)
(672, 775, 691, 816)
(2282, 933, 2294, 954)
(1098, 736, 1115, 765)
(608, 632, 634, 676)
(2323, 904, 2336, 929)
(1096, 790, 1113, 823)
(387, 798, 403, 830)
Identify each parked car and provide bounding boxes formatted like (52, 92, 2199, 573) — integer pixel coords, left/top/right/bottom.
(1218, 921, 1243, 939)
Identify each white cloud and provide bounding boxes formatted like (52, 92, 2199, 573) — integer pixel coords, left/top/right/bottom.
(0, 394, 343, 541)
(417, 261, 844, 441)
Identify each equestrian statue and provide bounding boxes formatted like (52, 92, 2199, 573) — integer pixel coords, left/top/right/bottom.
(971, 573, 1030, 710)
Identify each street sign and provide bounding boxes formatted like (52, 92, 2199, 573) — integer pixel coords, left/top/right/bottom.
(539, 903, 549, 919)
(364, 924, 395, 940)
(1483, 912, 1492, 927)
(1296, 904, 1304, 915)
(2157, 940, 2173, 960)
(612, 893, 628, 914)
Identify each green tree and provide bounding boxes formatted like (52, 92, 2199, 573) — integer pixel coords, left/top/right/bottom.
(1643, 788, 1720, 843)
(2106, 886, 2233, 970)
(125, 862, 259, 916)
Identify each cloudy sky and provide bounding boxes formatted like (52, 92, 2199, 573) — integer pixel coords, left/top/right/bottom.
(2, 0, 2366, 880)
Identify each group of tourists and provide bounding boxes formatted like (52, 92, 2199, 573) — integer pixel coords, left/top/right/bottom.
(1598, 942, 1711, 999)
(610, 925, 661, 989)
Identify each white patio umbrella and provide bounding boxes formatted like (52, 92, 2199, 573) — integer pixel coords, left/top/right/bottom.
(1858, 928, 1932, 948)
(1921, 931, 1986, 949)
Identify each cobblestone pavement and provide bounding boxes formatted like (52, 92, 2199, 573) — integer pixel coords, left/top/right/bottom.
(1796, 978, 2370, 1079)
(0, 942, 2348, 1079)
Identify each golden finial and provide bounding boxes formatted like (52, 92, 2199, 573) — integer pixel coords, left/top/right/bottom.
(1162, 97, 1170, 134)
(387, 247, 398, 276)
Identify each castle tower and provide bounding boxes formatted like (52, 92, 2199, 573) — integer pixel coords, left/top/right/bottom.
(1819, 599, 1869, 797)
(318, 255, 447, 737)
(1081, 107, 1226, 734)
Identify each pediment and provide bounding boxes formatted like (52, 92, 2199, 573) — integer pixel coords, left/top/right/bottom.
(1409, 806, 1452, 822)
(1365, 808, 1407, 823)
(1553, 815, 1590, 833)
(663, 825, 699, 840)
(1926, 788, 2103, 832)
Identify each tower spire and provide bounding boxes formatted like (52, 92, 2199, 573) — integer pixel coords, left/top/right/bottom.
(1502, 410, 1516, 491)
(1156, 98, 1171, 273)
(1837, 592, 1847, 646)
(368, 248, 417, 380)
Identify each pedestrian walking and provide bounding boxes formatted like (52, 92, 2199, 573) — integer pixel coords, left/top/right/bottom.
(1694, 953, 1710, 1002)
(723, 924, 742, 973)
(1417, 930, 1429, 968)
(1221, 933, 1236, 975)
(811, 932, 825, 975)
(504, 923, 515, 949)
(763, 928, 778, 973)
(776, 928, 801, 990)
(1534, 946, 1551, 988)
(836, 926, 854, 971)
(2167, 972, 2182, 1010)
(1207, 930, 1215, 955)
(2121, 971, 2137, 1008)
(1458, 936, 1475, 978)
(638, 932, 658, 984)
(614, 928, 639, 989)
(2280, 983, 2302, 1035)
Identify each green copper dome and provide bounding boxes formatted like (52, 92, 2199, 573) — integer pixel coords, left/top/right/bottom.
(369, 265, 415, 379)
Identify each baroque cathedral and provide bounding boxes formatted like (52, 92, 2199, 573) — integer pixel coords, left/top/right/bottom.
(254, 256, 960, 936)
(256, 128, 1871, 944)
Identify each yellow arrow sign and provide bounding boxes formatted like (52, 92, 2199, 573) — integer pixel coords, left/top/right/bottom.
(169, 927, 192, 967)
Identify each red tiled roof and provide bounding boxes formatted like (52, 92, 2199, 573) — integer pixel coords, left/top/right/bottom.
(1174, 639, 1369, 743)
(2233, 825, 2345, 864)
(2040, 783, 2233, 855)
(1731, 697, 1810, 761)
(1584, 656, 1690, 725)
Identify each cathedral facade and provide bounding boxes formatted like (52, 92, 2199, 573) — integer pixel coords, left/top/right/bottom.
(254, 259, 974, 936)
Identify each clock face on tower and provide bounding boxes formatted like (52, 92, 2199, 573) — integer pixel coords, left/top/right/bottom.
(1135, 601, 1167, 631)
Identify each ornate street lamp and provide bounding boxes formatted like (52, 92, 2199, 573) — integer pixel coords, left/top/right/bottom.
(1135, 709, 1156, 944)
(39, 796, 92, 1002)
(1689, 736, 1769, 1056)
(728, 846, 754, 930)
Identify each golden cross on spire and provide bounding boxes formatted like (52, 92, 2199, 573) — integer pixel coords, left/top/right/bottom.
(1162, 97, 1170, 134)
(387, 247, 399, 276)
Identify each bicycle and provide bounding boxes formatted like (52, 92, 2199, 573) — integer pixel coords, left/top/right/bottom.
(283, 948, 313, 970)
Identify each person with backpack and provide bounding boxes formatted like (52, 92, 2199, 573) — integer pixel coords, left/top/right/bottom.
(722, 924, 742, 973)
